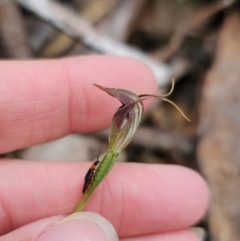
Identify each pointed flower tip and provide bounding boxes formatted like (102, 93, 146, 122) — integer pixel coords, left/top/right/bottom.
(94, 84, 144, 153)
(93, 83, 106, 91)
(93, 83, 118, 99)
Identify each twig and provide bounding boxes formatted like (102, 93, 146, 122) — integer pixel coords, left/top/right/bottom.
(40, 0, 119, 57)
(15, 0, 171, 85)
(93, 127, 193, 155)
(153, 0, 236, 61)
(97, 0, 146, 41)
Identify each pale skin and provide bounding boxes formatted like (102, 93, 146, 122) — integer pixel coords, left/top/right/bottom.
(0, 56, 209, 240)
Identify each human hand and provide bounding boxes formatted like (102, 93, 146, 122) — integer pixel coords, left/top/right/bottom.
(0, 56, 208, 240)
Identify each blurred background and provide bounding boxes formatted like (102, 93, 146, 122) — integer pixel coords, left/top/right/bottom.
(1, 0, 240, 240)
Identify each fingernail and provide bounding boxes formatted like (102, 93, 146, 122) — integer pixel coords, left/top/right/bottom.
(190, 227, 207, 241)
(36, 212, 119, 241)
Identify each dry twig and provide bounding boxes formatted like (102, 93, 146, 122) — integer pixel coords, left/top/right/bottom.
(153, 0, 236, 61)
(16, 0, 171, 85)
(40, 0, 119, 57)
(94, 126, 193, 155)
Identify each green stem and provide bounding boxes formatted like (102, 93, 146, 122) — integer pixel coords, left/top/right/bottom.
(74, 149, 118, 212)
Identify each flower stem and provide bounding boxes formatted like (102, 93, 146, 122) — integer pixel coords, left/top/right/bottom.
(74, 149, 118, 212)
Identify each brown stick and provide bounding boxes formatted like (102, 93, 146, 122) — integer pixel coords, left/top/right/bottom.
(153, 0, 236, 61)
(94, 127, 193, 155)
(16, 0, 171, 85)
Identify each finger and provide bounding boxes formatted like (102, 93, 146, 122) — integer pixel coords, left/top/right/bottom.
(0, 56, 157, 153)
(0, 161, 209, 236)
(2, 212, 118, 241)
(121, 229, 201, 241)
(1, 216, 62, 241)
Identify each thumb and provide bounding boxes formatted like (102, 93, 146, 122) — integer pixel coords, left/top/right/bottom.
(3, 212, 119, 241)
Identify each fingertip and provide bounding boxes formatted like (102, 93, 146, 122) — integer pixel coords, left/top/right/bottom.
(176, 166, 209, 222)
(36, 212, 118, 241)
(63, 55, 158, 94)
(1, 215, 63, 241)
(155, 165, 209, 226)
(0, 161, 209, 236)
(62, 55, 158, 132)
(1, 212, 118, 241)
(0, 56, 158, 152)
(83, 163, 209, 235)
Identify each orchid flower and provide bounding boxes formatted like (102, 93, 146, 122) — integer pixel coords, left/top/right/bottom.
(74, 78, 190, 212)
